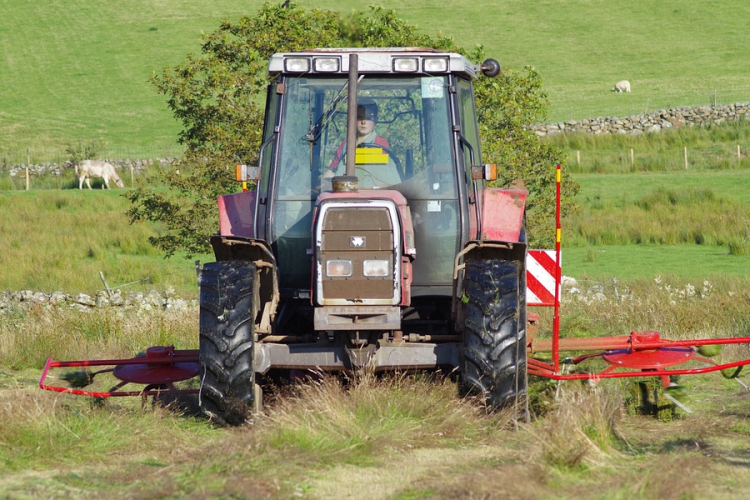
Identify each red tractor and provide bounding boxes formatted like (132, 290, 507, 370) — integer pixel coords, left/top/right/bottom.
(201, 48, 528, 424)
(44, 48, 750, 423)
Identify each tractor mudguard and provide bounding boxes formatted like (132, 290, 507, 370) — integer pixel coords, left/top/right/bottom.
(480, 187, 527, 242)
(452, 187, 528, 325)
(455, 186, 528, 268)
(218, 189, 256, 238)
(214, 191, 280, 329)
(208, 236, 279, 335)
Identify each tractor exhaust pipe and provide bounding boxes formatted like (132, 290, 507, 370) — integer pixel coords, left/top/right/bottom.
(345, 53, 358, 178)
(331, 53, 360, 193)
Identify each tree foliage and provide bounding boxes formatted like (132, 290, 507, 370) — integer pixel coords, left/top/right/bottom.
(127, 2, 577, 255)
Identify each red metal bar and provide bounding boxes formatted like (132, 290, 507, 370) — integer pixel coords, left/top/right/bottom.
(39, 349, 201, 398)
(531, 334, 750, 353)
(527, 356, 750, 383)
(42, 349, 199, 369)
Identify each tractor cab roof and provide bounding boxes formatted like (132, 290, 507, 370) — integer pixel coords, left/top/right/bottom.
(268, 47, 480, 80)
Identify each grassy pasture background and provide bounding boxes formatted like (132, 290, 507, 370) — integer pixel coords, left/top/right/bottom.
(1, 4, 750, 496)
(1, 0, 749, 286)
(0, 164, 748, 294)
(2, 0, 750, 161)
(0, 188, 208, 296)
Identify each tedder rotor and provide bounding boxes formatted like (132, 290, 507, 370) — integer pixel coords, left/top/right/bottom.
(40, 49, 750, 423)
(525, 165, 750, 410)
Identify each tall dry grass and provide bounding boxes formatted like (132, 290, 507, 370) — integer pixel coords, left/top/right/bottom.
(260, 372, 514, 465)
(2, 303, 748, 498)
(532, 385, 625, 470)
(0, 304, 197, 369)
(567, 186, 750, 247)
(554, 276, 750, 341)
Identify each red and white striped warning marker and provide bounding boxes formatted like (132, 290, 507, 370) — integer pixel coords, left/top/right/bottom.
(526, 250, 560, 306)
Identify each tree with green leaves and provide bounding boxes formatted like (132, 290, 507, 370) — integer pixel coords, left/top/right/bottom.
(127, 2, 577, 255)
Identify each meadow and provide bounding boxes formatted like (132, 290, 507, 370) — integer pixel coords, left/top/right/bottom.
(2, 0, 750, 161)
(1, 164, 750, 498)
(2, 2, 750, 498)
(550, 120, 750, 174)
(0, 187, 208, 296)
(2, 276, 750, 499)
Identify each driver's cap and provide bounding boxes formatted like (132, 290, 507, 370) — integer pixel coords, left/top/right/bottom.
(357, 99, 378, 121)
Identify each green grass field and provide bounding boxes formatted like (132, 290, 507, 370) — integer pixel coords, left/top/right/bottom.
(2, 0, 749, 161)
(0, 175, 745, 296)
(0, 189, 209, 296)
(3, 283, 750, 498)
(550, 121, 750, 174)
(561, 167, 750, 280)
(2, 4, 750, 497)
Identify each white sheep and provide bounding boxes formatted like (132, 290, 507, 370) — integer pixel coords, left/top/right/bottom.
(77, 160, 125, 189)
(613, 80, 631, 92)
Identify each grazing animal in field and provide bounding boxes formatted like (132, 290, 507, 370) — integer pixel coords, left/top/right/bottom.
(613, 80, 631, 92)
(77, 160, 125, 189)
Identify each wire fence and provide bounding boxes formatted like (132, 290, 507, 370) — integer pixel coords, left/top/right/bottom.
(564, 143, 750, 174)
(0, 145, 185, 166)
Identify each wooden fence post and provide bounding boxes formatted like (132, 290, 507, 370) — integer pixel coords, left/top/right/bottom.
(26, 147, 30, 190)
(630, 148, 634, 169)
(684, 147, 688, 169)
(576, 150, 580, 166)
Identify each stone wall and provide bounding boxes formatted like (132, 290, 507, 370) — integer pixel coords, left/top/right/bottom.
(531, 102, 750, 137)
(2, 157, 179, 179)
(0, 289, 197, 313)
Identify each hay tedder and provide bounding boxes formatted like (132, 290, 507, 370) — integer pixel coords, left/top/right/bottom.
(40, 48, 750, 423)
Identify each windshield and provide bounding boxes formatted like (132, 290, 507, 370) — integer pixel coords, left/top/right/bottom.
(272, 75, 460, 289)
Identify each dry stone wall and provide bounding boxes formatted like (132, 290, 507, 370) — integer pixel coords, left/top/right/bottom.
(0, 289, 197, 313)
(531, 103, 749, 137)
(2, 157, 179, 179)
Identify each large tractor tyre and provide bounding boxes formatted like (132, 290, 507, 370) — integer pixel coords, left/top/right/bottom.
(199, 260, 257, 426)
(460, 259, 528, 412)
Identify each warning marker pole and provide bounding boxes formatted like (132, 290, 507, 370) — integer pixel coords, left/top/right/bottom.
(552, 164, 562, 374)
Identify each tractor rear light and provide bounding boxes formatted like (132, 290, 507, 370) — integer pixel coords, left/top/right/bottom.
(471, 163, 497, 181)
(235, 164, 246, 182)
(234, 164, 259, 182)
(393, 58, 419, 72)
(484, 163, 497, 181)
(423, 57, 449, 73)
(363, 259, 389, 277)
(326, 260, 353, 277)
(284, 57, 311, 73)
(313, 57, 340, 72)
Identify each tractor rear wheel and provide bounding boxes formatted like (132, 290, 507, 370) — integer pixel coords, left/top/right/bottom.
(460, 258, 528, 413)
(199, 260, 257, 426)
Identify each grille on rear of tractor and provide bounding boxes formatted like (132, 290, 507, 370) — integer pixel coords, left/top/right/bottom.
(315, 203, 401, 305)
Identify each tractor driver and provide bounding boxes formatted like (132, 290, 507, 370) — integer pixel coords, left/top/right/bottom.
(323, 99, 389, 179)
